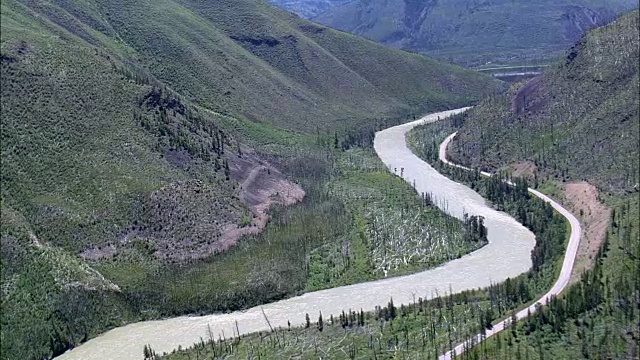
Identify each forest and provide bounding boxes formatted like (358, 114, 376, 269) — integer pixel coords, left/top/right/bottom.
(0, 40, 487, 359)
(159, 195, 638, 360)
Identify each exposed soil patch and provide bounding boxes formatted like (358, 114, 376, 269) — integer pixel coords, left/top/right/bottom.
(162, 148, 193, 170)
(222, 147, 306, 246)
(511, 75, 547, 115)
(510, 161, 537, 179)
(80, 244, 117, 261)
(562, 182, 611, 282)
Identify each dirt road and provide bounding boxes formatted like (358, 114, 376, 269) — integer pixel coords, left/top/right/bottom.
(438, 132, 581, 360)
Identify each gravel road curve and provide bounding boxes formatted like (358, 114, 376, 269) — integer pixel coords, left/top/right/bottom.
(438, 132, 581, 360)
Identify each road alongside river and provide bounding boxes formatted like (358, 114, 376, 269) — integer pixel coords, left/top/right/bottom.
(58, 108, 536, 360)
(437, 132, 581, 359)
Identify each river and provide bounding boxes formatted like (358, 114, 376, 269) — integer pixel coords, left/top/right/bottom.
(57, 108, 535, 360)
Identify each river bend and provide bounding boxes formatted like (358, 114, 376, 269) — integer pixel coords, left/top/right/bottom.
(58, 108, 535, 360)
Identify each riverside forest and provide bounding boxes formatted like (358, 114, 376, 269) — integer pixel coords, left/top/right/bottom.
(0, 1, 638, 360)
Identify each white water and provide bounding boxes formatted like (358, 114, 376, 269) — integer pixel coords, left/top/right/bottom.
(58, 108, 535, 360)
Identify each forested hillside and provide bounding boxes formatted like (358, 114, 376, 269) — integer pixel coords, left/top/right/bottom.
(449, 10, 640, 193)
(409, 11, 640, 359)
(167, 99, 638, 360)
(307, 0, 637, 66)
(0, 0, 500, 359)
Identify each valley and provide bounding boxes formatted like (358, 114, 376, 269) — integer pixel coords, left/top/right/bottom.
(1, 0, 496, 359)
(1, 1, 637, 360)
(157, 8, 638, 360)
(57, 108, 543, 359)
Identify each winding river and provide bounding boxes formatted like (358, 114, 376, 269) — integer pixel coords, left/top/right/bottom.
(58, 108, 537, 360)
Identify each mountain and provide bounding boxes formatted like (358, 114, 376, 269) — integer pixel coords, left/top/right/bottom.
(0, 0, 500, 358)
(308, 0, 638, 66)
(267, 0, 351, 18)
(28, 0, 498, 134)
(448, 10, 639, 193)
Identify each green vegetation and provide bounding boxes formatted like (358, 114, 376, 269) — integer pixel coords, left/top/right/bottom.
(159, 120, 571, 360)
(166, 84, 637, 359)
(164, 10, 638, 360)
(448, 11, 640, 193)
(0, 203, 137, 359)
(308, 0, 637, 66)
(37, 0, 497, 133)
(307, 148, 487, 291)
(409, 12, 640, 357)
(440, 11, 640, 359)
(159, 284, 531, 360)
(266, 0, 351, 19)
(0, 0, 500, 359)
(408, 119, 567, 277)
(462, 193, 639, 360)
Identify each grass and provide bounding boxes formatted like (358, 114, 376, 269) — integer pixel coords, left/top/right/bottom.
(93, 146, 484, 315)
(306, 148, 485, 291)
(157, 191, 638, 360)
(160, 10, 638, 359)
(407, 14, 640, 358)
(447, 10, 640, 194)
(40, 0, 499, 133)
(461, 192, 639, 360)
(160, 296, 510, 360)
(158, 120, 573, 360)
(267, 0, 352, 19)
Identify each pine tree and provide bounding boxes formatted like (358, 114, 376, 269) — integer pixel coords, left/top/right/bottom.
(318, 311, 324, 332)
(224, 159, 230, 180)
(388, 298, 397, 320)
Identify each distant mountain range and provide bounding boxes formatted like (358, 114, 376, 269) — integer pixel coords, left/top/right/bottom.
(266, 0, 351, 18)
(269, 0, 638, 66)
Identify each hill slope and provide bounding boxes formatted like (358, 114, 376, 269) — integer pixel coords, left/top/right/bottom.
(448, 10, 640, 193)
(309, 0, 638, 66)
(1, 0, 500, 359)
(15, 0, 498, 133)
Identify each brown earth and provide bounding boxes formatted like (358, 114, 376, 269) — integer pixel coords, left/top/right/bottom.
(221, 147, 306, 251)
(510, 161, 537, 179)
(562, 181, 611, 282)
(511, 75, 548, 115)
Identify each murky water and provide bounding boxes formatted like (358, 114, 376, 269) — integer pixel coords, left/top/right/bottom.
(57, 108, 535, 360)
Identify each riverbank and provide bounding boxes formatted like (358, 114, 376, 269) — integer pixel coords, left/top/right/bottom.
(58, 108, 537, 359)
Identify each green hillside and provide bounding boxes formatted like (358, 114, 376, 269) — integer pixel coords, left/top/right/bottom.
(0, 0, 500, 359)
(448, 10, 640, 193)
(13, 0, 498, 133)
(310, 0, 637, 66)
